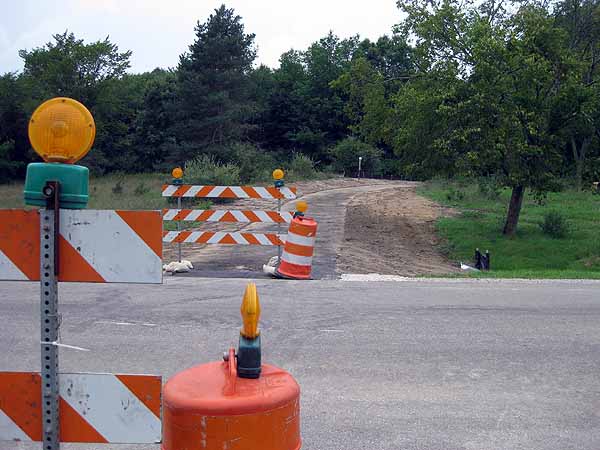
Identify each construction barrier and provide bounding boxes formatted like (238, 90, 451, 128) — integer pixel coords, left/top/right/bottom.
(162, 184, 296, 199)
(0, 372, 162, 443)
(0, 209, 162, 284)
(162, 172, 297, 268)
(276, 214, 318, 280)
(163, 230, 285, 246)
(162, 208, 293, 223)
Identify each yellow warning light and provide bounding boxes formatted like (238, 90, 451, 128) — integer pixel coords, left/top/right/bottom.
(240, 283, 261, 339)
(272, 169, 284, 180)
(296, 201, 308, 213)
(172, 167, 184, 179)
(28, 97, 96, 164)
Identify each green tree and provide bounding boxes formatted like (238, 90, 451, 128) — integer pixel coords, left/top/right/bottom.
(330, 137, 383, 177)
(16, 31, 137, 174)
(173, 4, 257, 162)
(553, 0, 600, 191)
(332, 57, 390, 146)
(19, 31, 131, 107)
(355, 34, 414, 86)
(301, 32, 358, 157)
(0, 73, 30, 182)
(84, 72, 152, 172)
(397, 0, 574, 235)
(260, 50, 313, 151)
(133, 69, 179, 171)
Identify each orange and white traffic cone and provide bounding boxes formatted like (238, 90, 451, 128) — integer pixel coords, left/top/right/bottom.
(275, 201, 317, 280)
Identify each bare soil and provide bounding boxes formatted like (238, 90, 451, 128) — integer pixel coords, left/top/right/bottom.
(337, 185, 460, 276)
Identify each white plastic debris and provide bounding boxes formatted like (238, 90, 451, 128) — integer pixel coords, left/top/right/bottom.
(460, 262, 480, 272)
(163, 260, 194, 273)
(262, 256, 279, 276)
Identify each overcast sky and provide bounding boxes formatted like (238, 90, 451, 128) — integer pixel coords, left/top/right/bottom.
(0, 0, 403, 74)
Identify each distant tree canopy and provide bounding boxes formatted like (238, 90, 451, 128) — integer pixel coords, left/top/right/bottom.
(0, 1, 598, 235)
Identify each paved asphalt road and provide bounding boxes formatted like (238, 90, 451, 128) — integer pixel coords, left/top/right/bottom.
(1, 277, 599, 450)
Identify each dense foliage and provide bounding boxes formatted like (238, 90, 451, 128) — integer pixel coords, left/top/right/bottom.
(0, 1, 598, 234)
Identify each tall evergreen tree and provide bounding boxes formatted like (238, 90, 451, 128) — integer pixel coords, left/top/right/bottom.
(174, 4, 257, 162)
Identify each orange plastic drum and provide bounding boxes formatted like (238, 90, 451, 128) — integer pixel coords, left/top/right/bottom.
(162, 350, 301, 450)
(277, 216, 318, 280)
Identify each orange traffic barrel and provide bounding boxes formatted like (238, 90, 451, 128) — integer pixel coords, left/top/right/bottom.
(277, 215, 318, 280)
(162, 349, 301, 450)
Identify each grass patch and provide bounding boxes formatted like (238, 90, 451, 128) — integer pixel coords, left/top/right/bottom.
(419, 179, 600, 279)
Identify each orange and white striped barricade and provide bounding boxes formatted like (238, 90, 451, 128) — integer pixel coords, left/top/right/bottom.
(275, 215, 318, 280)
(162, 208, 293, 223)
(0, 209, 162, 283)
(161, 183, 297, 265)
(162, 184, 297, 199)
(0, 206, 163, 448)
(163, 230, 285, 246)
(0, 372, 162, 444)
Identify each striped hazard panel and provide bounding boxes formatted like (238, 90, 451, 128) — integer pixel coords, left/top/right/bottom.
(0, 209, 162, 283)
(0, 372, 161, 443)
(162, 184, 297, 199)
(163, 209, 293, 223)
(163, 231, 286, 246)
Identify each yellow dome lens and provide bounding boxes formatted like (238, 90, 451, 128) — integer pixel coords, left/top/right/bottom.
(28, 97, 95, 164)
(296, 201, 308, 213)
(272, 169, 284, 180)
(172, 167, 184, 179)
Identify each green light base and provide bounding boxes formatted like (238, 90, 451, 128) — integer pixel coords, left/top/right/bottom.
(24, 162, 89, 209)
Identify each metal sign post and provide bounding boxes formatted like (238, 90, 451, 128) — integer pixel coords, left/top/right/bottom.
(358, 156, 363, 179)
(41, 181, 61, 449)
(273, 169, 286, 263)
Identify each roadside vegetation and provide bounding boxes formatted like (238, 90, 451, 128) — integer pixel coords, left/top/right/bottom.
(0, 152, 324, 210)
(419, 179, 600, 279)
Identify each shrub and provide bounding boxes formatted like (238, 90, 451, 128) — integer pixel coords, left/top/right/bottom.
(134, 182, 150, 196)
(478, 176, 501, 200)
(0, 140, 21, 183)
(539, 211, 570, 238)
(286, 153, 319, 180)
(111, 180, 124, 195)
(330, 137, 382, 177)
(184, 154, 241, 186)
(446, 188, 465, 202)
(232, 143, 277, 183)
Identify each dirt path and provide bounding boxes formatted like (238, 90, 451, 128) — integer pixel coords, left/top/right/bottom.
(337, 185, 460, 276)
(164, 178, 459, 278)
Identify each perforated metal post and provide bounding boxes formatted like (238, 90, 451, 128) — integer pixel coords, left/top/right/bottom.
(40, 210, 59, 449)
(41, 181, 60, 450)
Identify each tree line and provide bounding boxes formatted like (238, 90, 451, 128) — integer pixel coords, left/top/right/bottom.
(0, 1, 598, 234)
